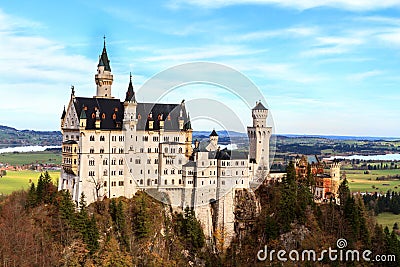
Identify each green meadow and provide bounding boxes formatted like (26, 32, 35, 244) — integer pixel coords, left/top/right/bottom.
(345, 169, 400, 193)
(0, 170, 59, 195)
(0, 151, 61, 166)
(376, 212, 400, 230)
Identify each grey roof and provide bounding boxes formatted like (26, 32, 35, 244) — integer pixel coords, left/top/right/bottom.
(183, 161, 196, 167)
(207, 148, 248, 160)
(74, 97, 124, 130)
(136, 103, 190, 132)
(253, 101, 267, 110)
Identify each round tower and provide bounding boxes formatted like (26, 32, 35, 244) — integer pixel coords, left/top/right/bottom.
(95, 37, 113, 98)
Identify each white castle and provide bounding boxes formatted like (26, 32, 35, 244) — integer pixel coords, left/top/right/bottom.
(59, 41, 272, 249)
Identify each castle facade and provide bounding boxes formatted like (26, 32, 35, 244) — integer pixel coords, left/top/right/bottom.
(59, 41, 272, 248)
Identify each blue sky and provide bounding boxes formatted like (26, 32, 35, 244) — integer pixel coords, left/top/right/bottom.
(1, 0, 400, 137)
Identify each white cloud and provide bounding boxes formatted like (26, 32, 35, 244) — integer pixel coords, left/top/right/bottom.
(347, 70, 383, 81)
(0, 9, 96, 130)
(169, 0, 400, 11)
(226, 26, 318, 42)
(301, 36, 364, 57)
(141, 45, 266, 62)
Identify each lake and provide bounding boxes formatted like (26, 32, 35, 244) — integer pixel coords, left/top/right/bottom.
(325, 153, 400, 161)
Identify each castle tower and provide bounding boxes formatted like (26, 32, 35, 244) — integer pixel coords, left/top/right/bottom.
(247, 101, 272, 170)
(330, 161, 341, 196)
(95, 37, 113, 98)
(206, 129, 219, 151)
(123, 73, 138, 129)
(184, 113, 193, 158)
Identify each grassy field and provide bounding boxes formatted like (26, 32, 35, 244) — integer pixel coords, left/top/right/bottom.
(376, 212, 400, 230)
(0, 151, 61, 166)
(344, 169, 400, 193)
(0, 170, 59, 195)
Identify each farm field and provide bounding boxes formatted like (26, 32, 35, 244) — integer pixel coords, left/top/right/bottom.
(0, 170, 59, 195)
(345, 169, 400, 193)
(0, 151, 61, 166)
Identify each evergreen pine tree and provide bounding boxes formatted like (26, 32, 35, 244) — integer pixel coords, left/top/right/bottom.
(26, 182, 37, 208)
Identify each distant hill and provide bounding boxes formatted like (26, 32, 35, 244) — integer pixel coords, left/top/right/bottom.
(0, 125, 62, 148)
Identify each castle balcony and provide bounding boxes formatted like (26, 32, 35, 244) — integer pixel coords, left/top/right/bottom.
(163, 153, 176, 158)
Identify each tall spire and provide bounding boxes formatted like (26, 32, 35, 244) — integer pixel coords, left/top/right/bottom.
(125, 72, 136, 102)
(98, 35, 111, 71)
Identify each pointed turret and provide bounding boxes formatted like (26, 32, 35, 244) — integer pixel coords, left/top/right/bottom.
(79, 106, 87, 129)
(185, 113, 192, 130)
(61, 106, 66, 120)
(125, 73, 136, 102)
(98, 36, 111, 71)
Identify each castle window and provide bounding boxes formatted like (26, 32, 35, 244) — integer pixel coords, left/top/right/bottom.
(102, 113, 106, 119)
(140, 179, 143, 185)
(153, 136, 159, 142)
(164, 147, 168, 153)
(111, 159, 116, 165)
(179, 179, 182, 184)
(118, 181, 124, 186)
(155, 148, 159, 153)
(178, 170, 182, 174)
(74, 159, 76, 165)
(140, 170, 143, 174)
(164, 169, 168, 175)
(165, 180, 167, 185)
(210, 171, 212, 175)
(119, 159, 124, 165)
(155, 169, 158, 174)
(140, 148, 144, 153)
(89, 159, 95, 166)
(178, 147, 182, 153)
(147, 179, 151, 186)
(111, 181, 116, 187)
(104, 181, 107, 187)
(154, 179, 157, 184)
(164, 136, 169, 142)
(202, 161, 204, 166)
(119, 170, 123, 175)
(171, 169, 175, 174)
(100, 148, 104, 153)
(147, 159, 151, 164)
(202, 181, 204, 185)
(89, 171, 95, 176)
(148, 170, 150, 174)
(104, 170, 108, 176)
(90, 148, 95, 154)
(154, 159, 159, 164)
(172, 179, 175, 185)
(130, 180, 132, 184)
(143, 136, 148, 142)
(178, 159, 182, 164)
(135, 159, 141, 164)
(236, 171, 238, 175)
(112, 113, 117, 120)
(112, 147, 116, 153)
(111, 171, 116, 176)
(222, 181, 225, 185)
(148, 148, 151, 153)
(202, 171, 204, 176)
